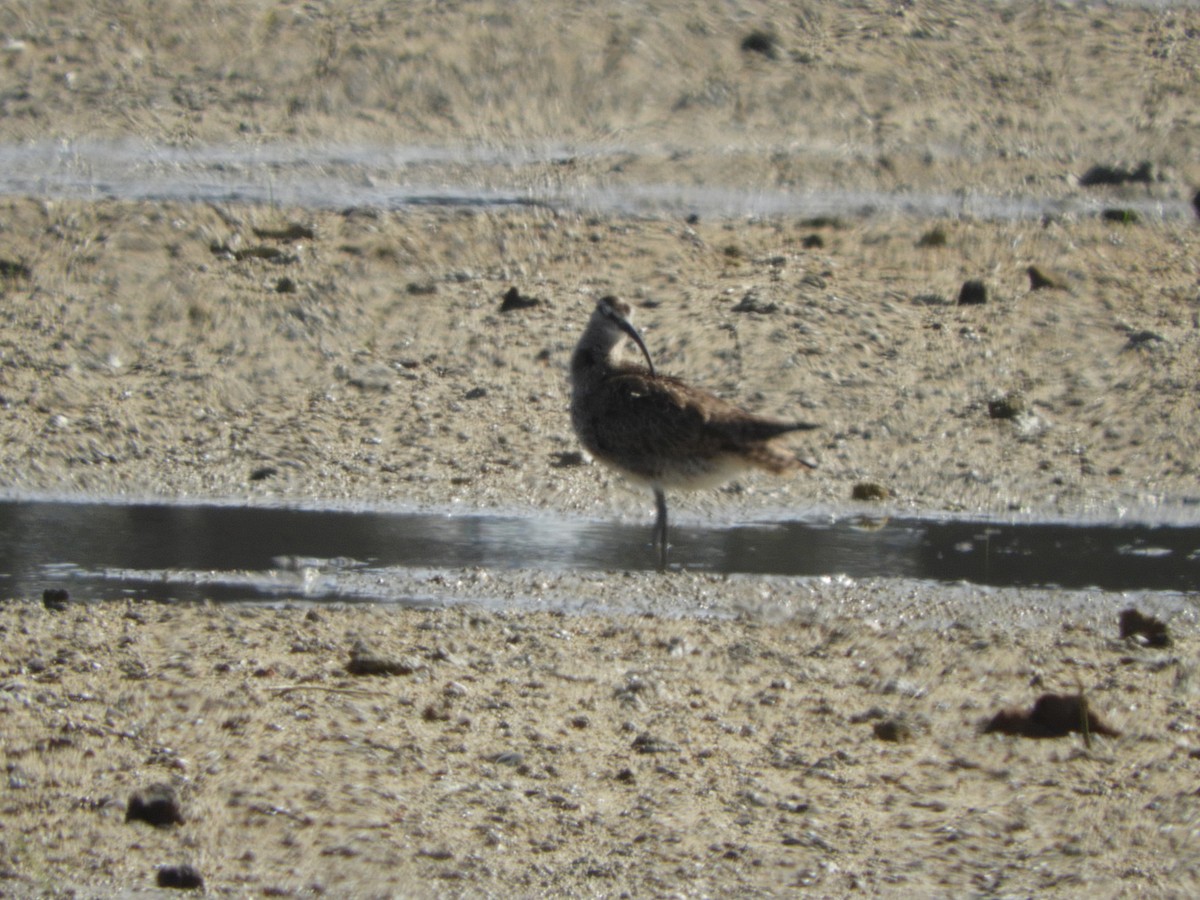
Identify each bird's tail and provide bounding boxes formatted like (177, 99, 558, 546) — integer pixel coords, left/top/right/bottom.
(735, 419, 819, 443)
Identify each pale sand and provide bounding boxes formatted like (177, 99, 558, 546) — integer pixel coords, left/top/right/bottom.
(1, 1, 1199, 896)
(2, 588, 1196, 897)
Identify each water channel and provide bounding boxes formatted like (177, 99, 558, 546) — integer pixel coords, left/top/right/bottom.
(1, 499, 1197, 605)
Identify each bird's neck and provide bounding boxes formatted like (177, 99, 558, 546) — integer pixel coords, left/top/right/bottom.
(571, 322, 621, 375)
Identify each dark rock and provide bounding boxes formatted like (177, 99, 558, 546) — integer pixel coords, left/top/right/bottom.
(157, 865, 204, 890)
(274, 276, 297, 294)
(740, 30, 778, 59)
(126, 783, 185, 827)
(916, 226, 948, 248)
(42, 589, 70, 612)
(500, 286, 539, 312)
(248, 466, 278, 482)
(873, 718, 915, 743)
(1101, 208, 1140, 224)
(799, 216, 844, 229)
(406, 281, 437, 295)
(987, 392, 1026, 420)
(1027, 265, 1068, 291)
(982, 693, 1120, 739)
(1123, 329, 1165, 350)
(957, 279, 988, 305)
(1119, 608, 1171, 648)
(1192, 188, 1200, 221)
(550, 450, 585, 468)
(422, 703, 451, 722)
(1079, 161, 1153, 187)
(801, 234, 824, 249)
(234, 245, 296, 263)
(0, 259, 32, 280)
(851, 482, 889, 501)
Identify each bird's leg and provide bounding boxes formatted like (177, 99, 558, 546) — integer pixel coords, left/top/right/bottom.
(653, 487, 668, 571)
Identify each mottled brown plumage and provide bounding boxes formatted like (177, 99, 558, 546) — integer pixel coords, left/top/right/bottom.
(570, 296, 817, 569)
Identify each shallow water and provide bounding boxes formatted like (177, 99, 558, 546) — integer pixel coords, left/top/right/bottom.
(0, 139, 1192, 221)
(1, 499, 1197, 606)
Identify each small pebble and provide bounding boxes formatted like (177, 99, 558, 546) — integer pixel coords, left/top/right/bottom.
(157, 864, 204, 890)
(957, 279, 988, 306)
(1119, 608, 1171, 647)
(126, 784, 185, 828)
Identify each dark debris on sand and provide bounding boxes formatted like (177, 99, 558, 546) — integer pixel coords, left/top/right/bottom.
(983, 693, 1120, 740)
(1119, 607, 1171, 648)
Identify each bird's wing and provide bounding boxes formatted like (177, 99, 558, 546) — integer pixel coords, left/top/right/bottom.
(580, 371, 816, 477)
(581, 373, 730, 468)
(651, 375, 816, 443)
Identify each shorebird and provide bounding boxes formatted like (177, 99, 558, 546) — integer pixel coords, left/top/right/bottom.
(570, 296, 818, 570)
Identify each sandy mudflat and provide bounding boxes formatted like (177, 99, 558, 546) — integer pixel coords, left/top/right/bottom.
(2, 586, 1198, 897)
(2, 0, 1200, 896)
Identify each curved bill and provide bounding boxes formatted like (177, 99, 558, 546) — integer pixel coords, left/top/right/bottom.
(616, 317, 656, 377)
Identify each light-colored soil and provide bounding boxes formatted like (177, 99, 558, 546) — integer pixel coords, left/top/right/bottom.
(1, 196, 1197, 522)
(2, 588, 1198, 897)
(1, 1, 1199, 896)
